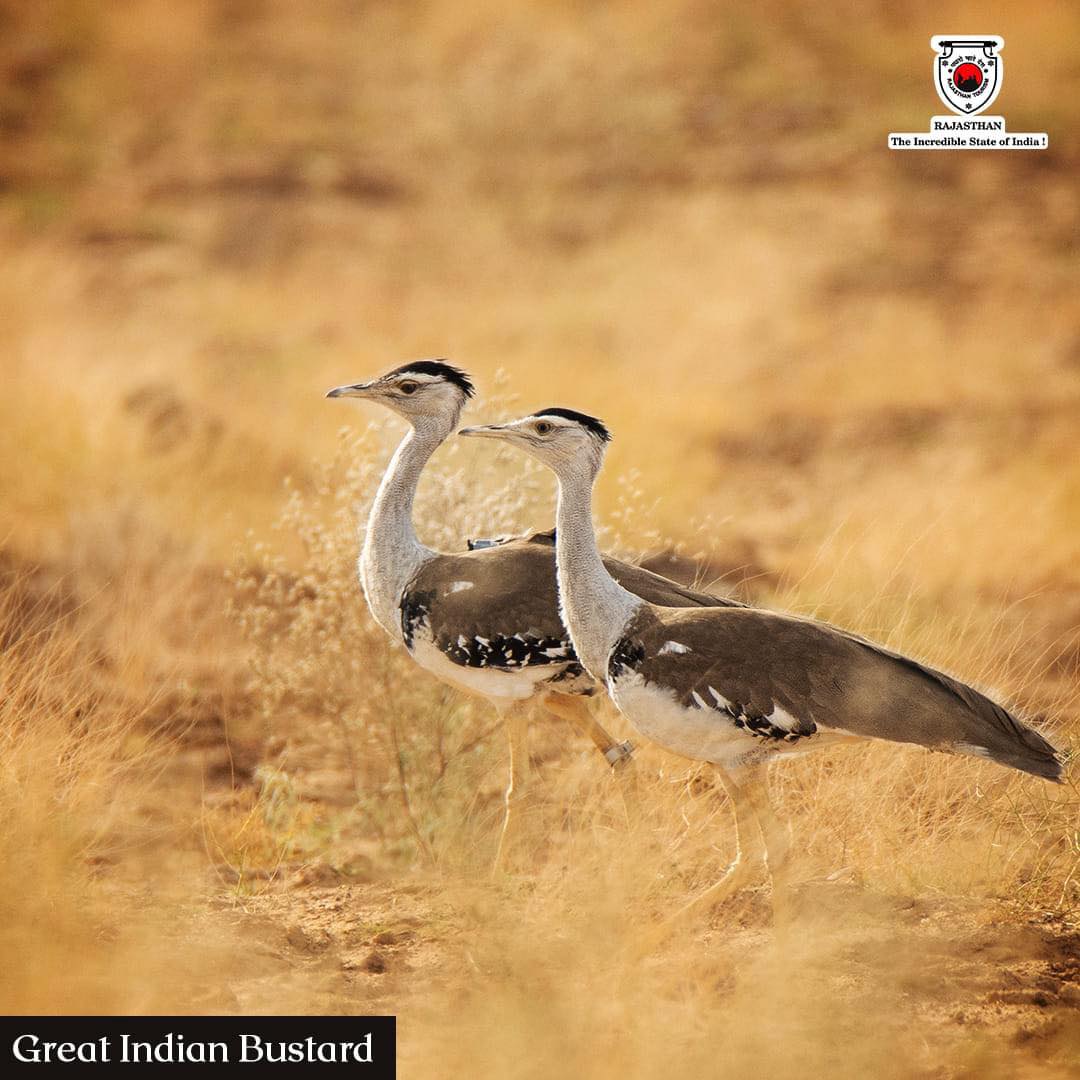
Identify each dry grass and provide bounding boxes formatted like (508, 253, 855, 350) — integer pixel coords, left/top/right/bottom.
(0, 556, 167, 1013)
(1, 0, 1079, 1072)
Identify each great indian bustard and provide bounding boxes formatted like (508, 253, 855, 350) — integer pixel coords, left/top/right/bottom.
(461, 407, 1063, 924)
(325, 362, 743, 867)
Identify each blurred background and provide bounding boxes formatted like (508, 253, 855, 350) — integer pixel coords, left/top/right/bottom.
(1, 0, 1078, 1071)
(4, 0, 1079, 566)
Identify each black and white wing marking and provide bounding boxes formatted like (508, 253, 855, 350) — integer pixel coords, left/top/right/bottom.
(608, 610, 826, 747)
(400, 544, 584, 677)
(607, 604, 1063, 780)
(400, 532, 750, 701)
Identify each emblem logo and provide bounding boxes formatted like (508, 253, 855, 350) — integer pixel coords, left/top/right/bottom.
(931, 36, 1003, 116)
(888, 35, 1046, 151)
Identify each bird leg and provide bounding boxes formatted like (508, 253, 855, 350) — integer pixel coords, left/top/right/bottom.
(628, 764, 765, 957)
(739, 760, 793, 918)
(539, 691, 634, 769)
(492, 700, 531, 875)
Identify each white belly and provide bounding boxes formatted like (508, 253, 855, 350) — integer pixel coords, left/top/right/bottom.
(610, 672, 764, 767)
(409, 631, 573, 704)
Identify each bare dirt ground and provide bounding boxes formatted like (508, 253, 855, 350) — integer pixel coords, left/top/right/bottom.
(92, 725, 1080, 1076)
(133, 743, 1080, 1076)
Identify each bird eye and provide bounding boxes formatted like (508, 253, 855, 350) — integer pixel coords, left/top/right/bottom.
(534, 421, 553, 435)
(399, 381, 419, 395)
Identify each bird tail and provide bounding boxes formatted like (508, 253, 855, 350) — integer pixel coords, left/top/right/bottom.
(923, 666, 1064, 782)
(846, 632, 1065, 783)
(921, 666, 1063, 782)
(955, 718, 1064, 782)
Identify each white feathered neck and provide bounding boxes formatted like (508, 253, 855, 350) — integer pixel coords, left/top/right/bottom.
(553, 463, 642, 681)
(360, 418, 447, 637)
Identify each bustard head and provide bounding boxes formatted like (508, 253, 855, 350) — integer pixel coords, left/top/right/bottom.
(326, 359, 475, 427)
(460, 407, 611, 478)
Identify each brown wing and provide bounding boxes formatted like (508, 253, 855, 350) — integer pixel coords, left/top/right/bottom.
(496, 529, 746, 609)
(407, 540, 568, 646)
(605, 555, 746, 610)
(611, 605, 1061, 779)
(403, 532, 741, 673)
(611, 606, 842, 742)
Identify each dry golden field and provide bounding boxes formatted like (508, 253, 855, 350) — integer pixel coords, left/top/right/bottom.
(2, 1, 1080, 1075)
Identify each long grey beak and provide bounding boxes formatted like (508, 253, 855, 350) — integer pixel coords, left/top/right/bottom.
(325, 381, 375, 399)
(459, 424, 509, 439)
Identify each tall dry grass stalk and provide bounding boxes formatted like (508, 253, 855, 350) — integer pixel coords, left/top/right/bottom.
(0, 560, 157, 1012)
(231, 397, 1078, 915)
